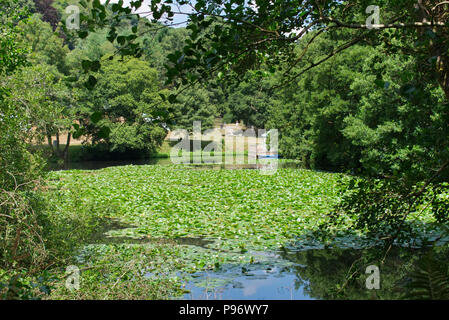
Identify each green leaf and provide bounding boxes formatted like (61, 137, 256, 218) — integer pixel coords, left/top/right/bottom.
(168, 94, 177, 103)
(90, 111, 102, 124)
(117, 36, 126, 45)
(153, 110, 168, 118)
(374, 79, 385, 89)
(112, 3, 120, 11)
(81, 60, 92, 73)
(78, 30, 88, 39)
(85, 75, 97, 90)
(72, 128, 85, 139)
(97, 126, 111, 139)
(91, 60, 101, 72)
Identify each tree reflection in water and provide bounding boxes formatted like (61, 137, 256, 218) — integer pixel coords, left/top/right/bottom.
(279, 245, 449, 300)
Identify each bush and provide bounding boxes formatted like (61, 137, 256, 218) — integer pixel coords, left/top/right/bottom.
(324, 176, 449, 242)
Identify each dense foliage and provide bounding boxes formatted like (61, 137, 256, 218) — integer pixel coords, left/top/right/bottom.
(43, 164, 447, 299)
(77, 58, 168, 154)
(2, 0, 449, 300)
(0, 0, 50, 299)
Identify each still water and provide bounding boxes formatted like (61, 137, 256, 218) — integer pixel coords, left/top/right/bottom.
(184, 265, 312, 300)
(61, 158, 303, 170)
(62, 158, 173, 170)
(66, 159, 449, 300)
(181, 244, 449, 300)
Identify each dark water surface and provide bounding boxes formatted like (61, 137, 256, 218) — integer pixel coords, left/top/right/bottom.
(62, 158, 173, 170)
(59, 158, 303, 171)
(181, 244, 449, 300)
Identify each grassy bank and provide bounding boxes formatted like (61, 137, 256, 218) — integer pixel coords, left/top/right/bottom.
(42, 141, 252, 168)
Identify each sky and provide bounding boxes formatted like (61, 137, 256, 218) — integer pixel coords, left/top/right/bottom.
(101, 0, 195, 27)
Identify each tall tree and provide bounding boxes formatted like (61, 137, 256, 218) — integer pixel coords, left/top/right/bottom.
(74, 1, 449, 99)
(33, 0, 60, 30)
(77, 57, 169, 155)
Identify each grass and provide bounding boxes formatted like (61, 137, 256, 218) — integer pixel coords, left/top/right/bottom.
(42, 141, 251, 164)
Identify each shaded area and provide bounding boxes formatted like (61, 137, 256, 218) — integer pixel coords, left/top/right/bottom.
(91, 218, 215, 248)
(59, 158, 173, 170)
(59, 159, 302, 171)
(182, 244, 449, 300)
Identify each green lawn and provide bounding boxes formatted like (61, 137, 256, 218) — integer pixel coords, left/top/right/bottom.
(42, 141, 250, 163)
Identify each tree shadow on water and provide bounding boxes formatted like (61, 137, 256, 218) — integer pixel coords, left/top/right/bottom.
(279, 239, 449, 300)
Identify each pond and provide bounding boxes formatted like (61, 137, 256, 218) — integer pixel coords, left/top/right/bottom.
(182, 252, 313, 300)
(60, 158, 303, 170)
(181, 244, 449, 300)
(57, 159, 449, 300)
(61, 158, 173, 170)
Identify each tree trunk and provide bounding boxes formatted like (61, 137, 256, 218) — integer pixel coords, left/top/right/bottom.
(47, 129, 72, 168)
(417, 1, 449, 100)
(437, 55, 449, 101)
(47, 133, 55, 155)
(55, 131, 61, 157)
(62, 132, 71, 169)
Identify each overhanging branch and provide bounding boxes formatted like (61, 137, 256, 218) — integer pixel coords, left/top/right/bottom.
(324, 17, 447, 29)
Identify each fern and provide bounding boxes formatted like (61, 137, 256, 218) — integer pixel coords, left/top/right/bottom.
(404, 253, 449, 300)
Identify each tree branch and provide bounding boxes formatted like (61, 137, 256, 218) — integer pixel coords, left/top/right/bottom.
(324, 17, 447, 29)
(432, 1, 449, 11)
(274, 35, 364, 90)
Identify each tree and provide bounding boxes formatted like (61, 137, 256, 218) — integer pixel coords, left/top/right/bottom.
(266, 37, 369, 170)
(77, 57, 169, 155)
(72, 0, 449, 239)
(265, 31, 449, 178)
(0, 0, 29, 79)
(6, 63, 78, 167)
(0, 0, 48, 291)
(33, 0, 60, 30)
(172, 85, 218, 130)
(0, 0, 36, 188)
(15, 14, 81, 167)
(18, 14, 70, 74)
(221, 73, 273, 129)
(73, 1, 448, 98)
(74, 1, 449, 156)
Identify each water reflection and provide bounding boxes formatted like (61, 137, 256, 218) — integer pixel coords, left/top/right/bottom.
(282, 245, 449, 300)
(183, 263, 313, 300)
(60, 158, 173, 170)
(183, 245, 449, 300)
(59, 158, 303, 171)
